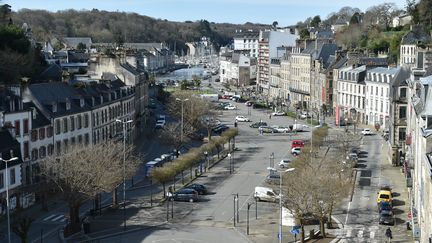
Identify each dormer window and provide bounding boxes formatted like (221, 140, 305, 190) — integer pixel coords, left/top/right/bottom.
(65, 98, 71, 110)
(400, 87, 407, 98)
(100, 95, 103, 104)
(80, 98, 84, 107)
(52, 102, 57, 113)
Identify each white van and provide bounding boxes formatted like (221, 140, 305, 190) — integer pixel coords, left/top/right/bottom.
(254, 186, 280, 202)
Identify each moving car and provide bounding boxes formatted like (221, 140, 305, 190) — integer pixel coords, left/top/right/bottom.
(279, 159, 292, 168)
(170, 188, 199, 202)
(259, 126, 278, 133)
(185, 184, 208, 195)
(292, 147, 302, 156)
(235, 115, 251, 122)
(250, 121, 268, 128)
(361, 128, 373, 135)
(272, 111, 285, 116)
(272, 126, 290, 133)
(379, 210, 395, 225)
(224, 104, 237, 110)
(254, 186, 280, 202)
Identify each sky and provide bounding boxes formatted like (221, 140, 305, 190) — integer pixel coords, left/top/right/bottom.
(5, 0, 408, 26)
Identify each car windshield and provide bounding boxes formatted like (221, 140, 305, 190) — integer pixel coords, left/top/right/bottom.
(380, 194, 390, 199)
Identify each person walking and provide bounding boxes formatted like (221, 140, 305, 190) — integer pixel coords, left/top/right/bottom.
(269, 114, 272, 119)
(385, 227, 392, 242)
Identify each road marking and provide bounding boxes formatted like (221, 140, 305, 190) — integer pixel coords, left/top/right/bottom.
(346, 229, 352, 237)
(357, 230, 363, 238)
(42, 214, 57, 221)
(344, 201, 351, 227)
(370, 231, 375, 239)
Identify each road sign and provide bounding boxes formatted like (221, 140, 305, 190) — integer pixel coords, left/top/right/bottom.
(292, 225, 301, 230)
(290, 229, 300, 235)
(277, 233, 281, 239)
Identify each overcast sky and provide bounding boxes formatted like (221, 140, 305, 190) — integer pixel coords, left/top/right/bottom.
(5, 0, 408, 26)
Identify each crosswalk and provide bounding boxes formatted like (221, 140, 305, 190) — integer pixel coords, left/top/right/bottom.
(42, 213, 68, 223)
(337, 225, 380, 243)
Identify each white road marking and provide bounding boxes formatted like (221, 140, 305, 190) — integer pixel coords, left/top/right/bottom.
(370, 231, 375, 239)
(357, 230, 363, 238)
(42, 214, 57, 221)
(344, 201, 351, 226)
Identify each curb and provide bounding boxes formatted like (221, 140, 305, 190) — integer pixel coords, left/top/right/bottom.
(79, 223, 165, 242)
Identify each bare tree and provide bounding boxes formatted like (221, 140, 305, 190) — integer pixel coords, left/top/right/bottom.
(40, 142, 139, 234)
(12, 215, 34, 243)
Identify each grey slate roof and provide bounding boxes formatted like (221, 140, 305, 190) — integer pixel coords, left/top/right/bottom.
(234, 31, 259, 39)
(24, 102, 51, 128)
(120, 62, 140, 75)
(123, 43, 163, 51)
(358, 57, 388, 67)
(368, 67, 400, 76)
(35, 63, 62, 82)
(401, 27, 431, 45)
(317, 43, 338, 69)
(391, 65, 411, 88)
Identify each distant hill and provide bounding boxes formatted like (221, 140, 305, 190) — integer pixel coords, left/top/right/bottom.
(11, 9, 268, 53)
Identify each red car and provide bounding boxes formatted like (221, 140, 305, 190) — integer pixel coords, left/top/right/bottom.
(291, 140, 305, 149)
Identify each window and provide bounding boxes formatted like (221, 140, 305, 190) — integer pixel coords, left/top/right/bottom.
(63, 118, 68, 133)
(78, 135, 83, 143)
(23, 119, 29, 134)
(56, 141, 61, 155)
(376, 87, 378, 95)
(399, 128, 406, 141)
(381, 87, 384, 96)
(24, 141, 29, 159)
(55, 120, 61, 135)
(400, 87, 407, 98)
(39, 128, 45, 140)
(31, 130, 38, 142)
(70, 116, 75, 131)
(77, 115, 82, 129)
(31, 149, 38, 160)
(48, 144, 54, 156)
(84, 114, 89, 128)
(14, 120, 20, 136)
(0, 173, 3, 189)
(39, 146, 46, 158)
(399, 106, 407, 119)
(47, 126, 53, 137)
(9, 168, 15, 185)
(63, 139, 69, 151)
(85, 133, 89, 144)
(71, 137, 76, 146)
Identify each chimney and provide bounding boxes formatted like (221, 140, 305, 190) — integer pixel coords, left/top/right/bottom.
(52, 101, 57, 113)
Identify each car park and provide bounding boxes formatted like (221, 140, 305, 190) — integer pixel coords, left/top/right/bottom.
(235, 115, 251, 122)
(185, 184, 208, 195)
(279, 159, 291, 168)
(254, 186, 280, 202)
(170, 188, 199, 202)
(250, 121, 268, 128)
(272, 111, 285, 116)
(361, 128, 373, 135)
(272, 125, 290, 133)
(259, 126, 278, 133)
(292, 147, 302, 156)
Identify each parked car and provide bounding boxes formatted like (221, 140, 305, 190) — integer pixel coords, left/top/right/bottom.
(279, 159, 292, 168)
(254, 186, 280, 202)
(291, 140, 305, 149)
(347, 153, 358, 162)
(378, 201, 393, 212)
(212, 124, 229, 134)
(224, 104, 237, 110)
(292, 147, 302, 156)
(155, 120, 165, 129)
(170, 188, 199, 202)
(250, 121, 268, 128)
(272, 125, 290, 133)
(265, 173, 280, 184)
(245, 101, 254, 107)
(379, 210, 395, 225)
(272, 111, 285, 116)
(259, 126, 278, 133)
(235, 115, 251, 122)
(361, 128, 373, 135)
(350, 147, 361, 155)
(185, 184, 208, 195)
(377, 187, 393, 205)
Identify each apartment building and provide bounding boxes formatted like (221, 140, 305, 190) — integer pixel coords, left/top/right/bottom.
(233, 31, 259, 58)
(399, 26, 431, 67)
(219, 52, 257, 87)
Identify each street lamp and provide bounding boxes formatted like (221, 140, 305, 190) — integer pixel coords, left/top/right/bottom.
(115, 119, 133, 231)
(204, 151, 209, 171)
(0, 155, 19, 243)
(228, 153, 232, 174)
(279, 168, 295, 243)
(176, 98, 189, 143)
(269, 152, 275, 168)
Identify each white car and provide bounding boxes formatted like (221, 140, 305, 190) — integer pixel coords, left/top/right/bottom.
(235, 115, 250, 122)
(272, 111, 285, 116)
(361, 128, 373, 135)
(272, 125, 290, 133)
(224, 104, 237, 110)
(291, 147, 302, 156)
(279, 159, 292, 168)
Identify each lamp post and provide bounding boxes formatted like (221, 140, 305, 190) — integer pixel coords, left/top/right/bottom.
(279, 168, 295, 243)
(115, 119, 133, 231)
(228, 153, 232, 174)
(0, 155, 19, 243)
(269, 152, 275, 168)
(176, 98, 189, 143)
(204, 151, 209, 171)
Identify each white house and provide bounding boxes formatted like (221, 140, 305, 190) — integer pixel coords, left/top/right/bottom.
(233, 30, 259, 58)
(364, 67, 399, 128)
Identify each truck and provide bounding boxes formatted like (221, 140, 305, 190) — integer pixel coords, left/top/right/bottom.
(200, 93, 219, 102)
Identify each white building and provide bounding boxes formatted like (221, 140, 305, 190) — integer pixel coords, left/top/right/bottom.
(399, 27, 431, 67)
(219, 52, 256, 87)
(364, 67, 399, 128)
(233, 31, 259, 58)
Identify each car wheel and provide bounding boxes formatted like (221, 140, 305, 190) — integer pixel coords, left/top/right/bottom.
(189, 198, 194, 203)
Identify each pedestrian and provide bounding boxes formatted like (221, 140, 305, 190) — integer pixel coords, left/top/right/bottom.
(385, 227, 392, 242)
(259, 127, 263, 135)
(269, 114, 272, 119)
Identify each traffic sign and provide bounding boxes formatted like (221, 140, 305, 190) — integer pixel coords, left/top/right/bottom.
(277, 233, 281, 239)
(290, 229, 300, 235)
(292, 225, 301, 230)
